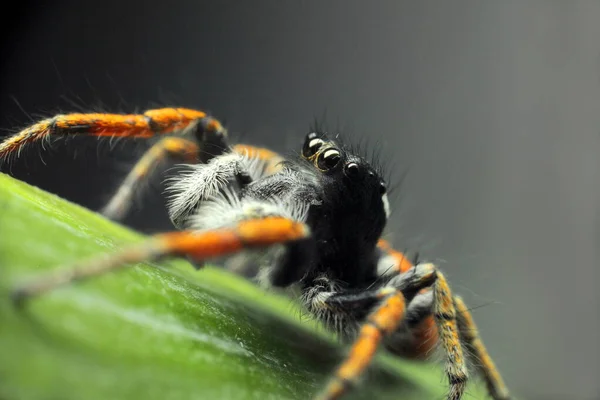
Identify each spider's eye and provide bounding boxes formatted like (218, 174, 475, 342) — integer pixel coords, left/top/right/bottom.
(317, 148, 341, 170)
(379, 182, 387, 194)
(344, 162, 360, 179)
(303, 134, 325, 158)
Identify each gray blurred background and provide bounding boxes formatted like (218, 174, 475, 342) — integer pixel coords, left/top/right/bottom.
(1, 1, 598, 399)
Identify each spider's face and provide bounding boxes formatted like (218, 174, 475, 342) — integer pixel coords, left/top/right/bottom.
(301, 132, 389, 247)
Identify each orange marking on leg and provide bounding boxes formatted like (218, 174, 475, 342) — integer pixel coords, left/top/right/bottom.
(101, 137, 200, 220)
(377, 239, 413, 273)
(368, 293, 406, 333)
(143, 108, 206, 133)
(160, 217, 309, 261)
(433, 271, 468, 399)
(162, 137, 200, 160)
(233, 144, 285, 174)
(233, 144, 281, 161)
(12, 217, 307, 305)
(454, 296, 510, 400)
(130, 137, 199, 178)
(0, 108, 224, 161)
(318, 325, 382, 400)
(52, 113, 146, 136)
(337, 324, 382, 379)
(160, 230, 243, 259)
(318, 292, 406, 400)
(0, 121, 53, 159)
(237, 217, 310, 245)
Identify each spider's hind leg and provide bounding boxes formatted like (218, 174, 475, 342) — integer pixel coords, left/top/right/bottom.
(314, 263, 438, 400)
(101, 137, 202, 220)
(0, 108, 227, 163)
(101, 112, 233, 220)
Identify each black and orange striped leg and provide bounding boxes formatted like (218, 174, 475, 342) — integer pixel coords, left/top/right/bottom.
(454, 296, 511, 400)
(315, 263, 438, 400)
(316, 292, 408, 400)
(433, 271, 469, 400)
(11, 217, 309, 306)
(375, 241, 475, 399)
(102, 137, 201, 220)
(0, 108, 227, 162)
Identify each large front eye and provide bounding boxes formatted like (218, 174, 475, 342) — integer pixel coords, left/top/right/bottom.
(317, 148, 341, 170)
(303, 133, 325, 158)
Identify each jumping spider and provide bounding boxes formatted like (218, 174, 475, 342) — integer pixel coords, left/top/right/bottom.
(0, 107, 510, 400)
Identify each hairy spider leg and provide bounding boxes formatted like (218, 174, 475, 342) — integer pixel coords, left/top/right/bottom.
(317, 293, 407, 400)
(0, 108, 288, 219)
(315, 256, 475, 399)
(0, 108, 227, 162)
(316, 263, 438, 400)
(432, 270, 470, 400)
(102, 137, 201, 219)
(454, 296, 511, 400)
(103, 142, 285, 221)
(376, 239, 439, 359)
(336, 242, 508, 400)
(11, 216, 309, 305)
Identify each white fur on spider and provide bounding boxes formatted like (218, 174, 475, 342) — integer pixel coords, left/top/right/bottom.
(382, 193, 390, 219)
(300, 275, 349, 334)
(190, 186, 311, 231)
(165, 152, 268, 226)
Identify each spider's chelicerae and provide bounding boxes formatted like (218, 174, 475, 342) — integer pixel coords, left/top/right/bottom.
(0, 107, 510, 400)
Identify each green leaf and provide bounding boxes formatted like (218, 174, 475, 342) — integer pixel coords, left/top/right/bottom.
(0, 172, 487, 400)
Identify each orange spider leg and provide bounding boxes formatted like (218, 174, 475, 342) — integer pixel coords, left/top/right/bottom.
(377, 240, 471, 399)
(317, 262, 439, 400)
(102, 137, 200, 220)
(0, 108, 225, 161)
(377, 239, 439, 359)
(377, 240, 508, 400)
(454, 296, 511, 400)
(433, 271, 469, 400)
(377, 239, 413, 274)
(11, 216, 309, 305)
(232, 144, 285, 174)
(316, 292, 408, 400)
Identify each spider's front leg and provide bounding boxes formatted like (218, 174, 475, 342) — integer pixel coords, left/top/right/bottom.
(312, 259, 509, 400)
(305, 263, 438, 400)
(11, 216, 309, 305)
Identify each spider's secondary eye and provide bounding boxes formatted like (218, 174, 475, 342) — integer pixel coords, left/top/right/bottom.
(303, 136, 325, 158)
(379, 182, 387, 194)
(344, 162, 360, 179)
(317, 148, 341, 170)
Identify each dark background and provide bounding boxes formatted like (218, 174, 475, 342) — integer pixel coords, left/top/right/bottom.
(1, 1, 598, 399)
